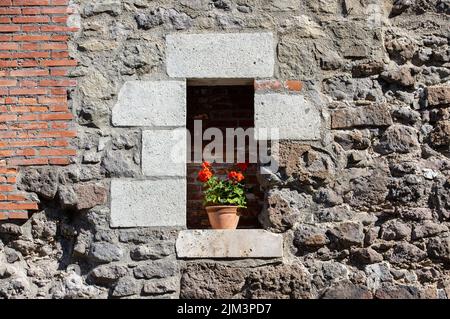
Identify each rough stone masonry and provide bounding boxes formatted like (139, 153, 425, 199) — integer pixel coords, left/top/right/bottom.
(1, 0, 450, 299)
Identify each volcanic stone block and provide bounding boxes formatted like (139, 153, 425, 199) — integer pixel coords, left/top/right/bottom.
(110, 179, 186, 227)
(176, 229, 283, 258)
(166, 32, 275, 78)
(112, 80, 186, 127)
(142, 129, 186, 177)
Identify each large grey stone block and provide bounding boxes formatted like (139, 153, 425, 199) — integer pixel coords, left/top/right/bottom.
(254, 93, 321, 140)
(166, 33, 275, 78)
(176, 230, 283, 258)
(112, 80, 186, 127)
(142, 129, 186, 177)
(110, 179, 186, 227)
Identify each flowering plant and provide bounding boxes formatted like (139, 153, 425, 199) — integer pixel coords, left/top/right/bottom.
(197, 162, 248, 208)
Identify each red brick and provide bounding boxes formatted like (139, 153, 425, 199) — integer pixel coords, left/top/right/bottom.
(10, 69, 49, 77)
(39, 79, 76, 87)
(0, 150, 13, 156)
(39, 148, 75, 156)
(49, 157, 70, 165)
(21, 8, 41, 15)
(12, 16, 51, 23)
(284, 80, 303, 91)
(0, 60, 18, 67)
(0, 114, 17, 122)
(0, 7, 21, 14)
(7, 211, 29, 219)
(0, 17, 11, 23)
(0, 0, 12, 7)
(0, 25, 20, 33)
(9, 88, 48, 95)
(13, 0, 50, 5)
(0, 79, 17, 87)
(39, 113, 73, 120)
(40, 59, 77, 67)
(0, 185, 13, 192)
(7, 194, 26, 201)
(39, 42, 67, 50)
(8, 158, 48, 166)
(0, 212, 7, 220)
(0, 42, 19, 50)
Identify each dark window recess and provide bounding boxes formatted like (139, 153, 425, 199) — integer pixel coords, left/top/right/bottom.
(186, 85, 263, 229)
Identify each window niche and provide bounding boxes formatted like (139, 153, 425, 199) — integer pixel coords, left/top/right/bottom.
(186, 80, 264, 230)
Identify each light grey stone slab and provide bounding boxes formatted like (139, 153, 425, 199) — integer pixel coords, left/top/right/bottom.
(142, 129, 186, 177)
(110, 179, 186, 227)
(254, 93, 321, 140)
(112, 80, 186, 127)
(166, 32, 275, 78)
(176, 229, 283, 258)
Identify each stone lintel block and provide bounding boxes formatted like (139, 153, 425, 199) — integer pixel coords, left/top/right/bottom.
(176, 229, 283, 258)
(142, 129, 186, 177)
(110, 179, 186, 228)
(112, 80, 186, 127)
(254, 93, 321, 140)
(166, 32, 275, 78)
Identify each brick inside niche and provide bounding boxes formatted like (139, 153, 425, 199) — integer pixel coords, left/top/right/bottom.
(186, 85, 263, 229)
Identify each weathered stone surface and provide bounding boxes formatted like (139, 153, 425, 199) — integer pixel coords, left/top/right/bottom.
(430, 120, 450, 147)
(328, 222, 365, 248)
(180, 263, 245, 298)
(166, 33, 274, 78)
(294, 225, 330, 250)
(254, 93, 321, 140)
(73, 183, 107, 210)
(135, 8, 193, 30)
(133, 260, 178, 279)
(0, 223, 22, 236)
(388, 242, 427, 264)
(427, 85, 450, 106)
(110, 179, 186, 228)
(18, 167, 59, 199)
(375, 124, 420, 155)
(351, 248, 383, 265)
(111, 277, 139, 297)
(331, 104, 392, 129)
(374, 284, 420, 299)
(244, 264, 312, 299)
(427, 237, 450, 263)
(142, 277, 178, 295)
(365, 262, 393, 291)
(88, 264, 128, 285)
(83, 0, 122, 17)
(142, 129, 186, 177)
(412, 221, 448, 240)
(321, 280, 372, 299)
(176, 230, 283, 258)
(380, 219, 411, 241)
(130, 241, 174, 261)
(112, 81, 186, 127)
(381, 66, 415, 87)
(260, 189, 314, 232)
(89, 242, 123, 264)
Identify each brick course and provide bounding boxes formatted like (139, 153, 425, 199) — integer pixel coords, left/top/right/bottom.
(0, 0, 76, 220)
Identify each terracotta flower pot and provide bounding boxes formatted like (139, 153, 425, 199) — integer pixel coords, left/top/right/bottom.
(205, 205, 240, 229)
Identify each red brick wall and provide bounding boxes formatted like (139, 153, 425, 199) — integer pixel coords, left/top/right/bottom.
(187, 85, 264, 229)
(0, 0, 77, 220)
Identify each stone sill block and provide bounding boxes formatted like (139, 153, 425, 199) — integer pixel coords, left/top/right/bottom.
(176, 229, 283, 259)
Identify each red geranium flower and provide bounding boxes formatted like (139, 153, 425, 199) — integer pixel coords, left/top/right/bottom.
(236, 162, 249, 171)
(201, 161, 212, 169)
(197, 168, 213, 183)
(228, 171, 244, 183)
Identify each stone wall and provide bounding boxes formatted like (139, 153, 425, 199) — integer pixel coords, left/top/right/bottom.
(1, 0, 450, 299)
